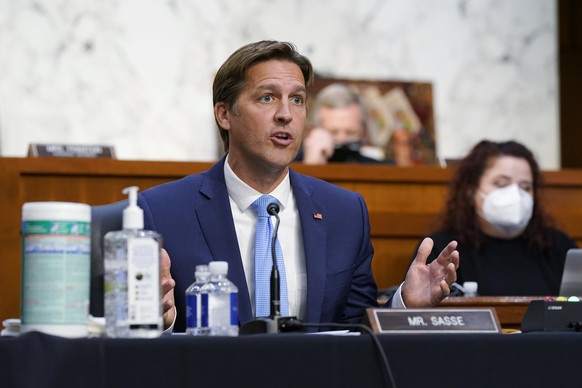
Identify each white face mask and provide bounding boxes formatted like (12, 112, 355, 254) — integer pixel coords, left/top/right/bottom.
(479, 183, 533, 236)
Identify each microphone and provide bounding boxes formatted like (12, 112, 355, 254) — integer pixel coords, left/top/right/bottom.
(267, 202, 281, 318)
(240, 201, 303, 335)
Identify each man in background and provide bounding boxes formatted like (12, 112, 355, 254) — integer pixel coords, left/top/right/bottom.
(300, 83, 385, 164)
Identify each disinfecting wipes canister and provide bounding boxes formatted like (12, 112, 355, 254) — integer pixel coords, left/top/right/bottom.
(21, 202, 91, 337)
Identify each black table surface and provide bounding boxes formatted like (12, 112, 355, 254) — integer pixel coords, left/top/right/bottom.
(2, 331, 582, 388)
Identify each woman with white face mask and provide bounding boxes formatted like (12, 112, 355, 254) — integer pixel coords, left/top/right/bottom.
(412, 140, 578, 296)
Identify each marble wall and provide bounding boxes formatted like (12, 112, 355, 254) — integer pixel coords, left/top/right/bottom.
(0, 0, 559, 168)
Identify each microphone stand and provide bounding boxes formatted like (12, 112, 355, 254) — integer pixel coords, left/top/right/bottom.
(267, 202, 281, 319)
(240, 202, 303, 335)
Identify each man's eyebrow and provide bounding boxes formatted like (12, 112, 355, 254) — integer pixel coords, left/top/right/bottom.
(255, 83, 307, 94)
(291, 84, 307, 94)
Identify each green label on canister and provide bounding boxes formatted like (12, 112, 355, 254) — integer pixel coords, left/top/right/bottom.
(22, 220, 91, 236)
(21, 220, 91, 325)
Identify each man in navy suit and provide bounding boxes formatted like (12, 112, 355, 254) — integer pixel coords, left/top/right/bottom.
(146, 40, 459, 332)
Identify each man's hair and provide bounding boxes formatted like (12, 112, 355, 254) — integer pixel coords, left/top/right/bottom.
(309, 83, 368, 134)
(440, 140, 553, 250)
(212, 40, 314, 152)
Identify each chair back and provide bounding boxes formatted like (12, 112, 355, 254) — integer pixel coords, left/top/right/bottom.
(90, 200, 126, 317)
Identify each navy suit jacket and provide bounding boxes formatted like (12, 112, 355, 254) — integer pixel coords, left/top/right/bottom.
(138, 158, 379, 332)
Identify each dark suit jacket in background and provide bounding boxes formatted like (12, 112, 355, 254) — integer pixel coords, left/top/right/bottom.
(138, 157, 379, 332)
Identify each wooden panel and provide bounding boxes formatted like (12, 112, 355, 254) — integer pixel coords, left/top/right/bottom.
(0, 167, 21, 320)
(1, 158, 582, 325)
(439, 296, 545, 330)
(372, 238, 419, 287)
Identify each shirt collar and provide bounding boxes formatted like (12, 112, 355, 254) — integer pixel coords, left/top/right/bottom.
(223, 154, 291, 212)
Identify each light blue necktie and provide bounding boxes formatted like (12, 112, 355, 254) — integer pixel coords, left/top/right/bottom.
(252, 195, 289, 317)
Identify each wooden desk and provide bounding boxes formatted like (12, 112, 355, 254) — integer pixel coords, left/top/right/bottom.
(439, 296, 546, 330)
(1, 157, 582, 324)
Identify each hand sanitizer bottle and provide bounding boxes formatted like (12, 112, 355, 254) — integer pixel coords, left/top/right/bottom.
(104, 186, 163, 338)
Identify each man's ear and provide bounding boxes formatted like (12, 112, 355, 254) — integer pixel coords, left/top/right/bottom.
(214, 102, 231, 130)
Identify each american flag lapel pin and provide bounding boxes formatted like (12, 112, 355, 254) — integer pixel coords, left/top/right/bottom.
(313, 213, 323, 220)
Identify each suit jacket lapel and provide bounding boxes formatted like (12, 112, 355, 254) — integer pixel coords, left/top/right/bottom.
(290, 170, 327, 324)
(195, 158, 253, 324)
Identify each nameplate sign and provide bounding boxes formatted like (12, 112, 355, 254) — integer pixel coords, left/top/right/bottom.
(28, 144, 115, 159)
(366, 308, 501, 334)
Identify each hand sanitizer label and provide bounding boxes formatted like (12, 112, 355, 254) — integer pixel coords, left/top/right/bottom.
(127, 237, 161, 327)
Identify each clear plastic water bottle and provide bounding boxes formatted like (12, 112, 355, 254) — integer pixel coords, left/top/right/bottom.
(463, 281, 479, 297)
(202, 261, 239, 336)
(185, 264, 210, 336)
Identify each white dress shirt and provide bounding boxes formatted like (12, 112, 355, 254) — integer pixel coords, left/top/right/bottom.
(223, 156, 307, 319)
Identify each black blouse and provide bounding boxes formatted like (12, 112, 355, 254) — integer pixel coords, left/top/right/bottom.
(417, 228, 578, 296)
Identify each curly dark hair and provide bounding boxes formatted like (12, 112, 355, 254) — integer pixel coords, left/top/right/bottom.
(440, 140, 553, 250)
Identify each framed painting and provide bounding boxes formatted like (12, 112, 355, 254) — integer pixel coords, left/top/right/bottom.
(308, 77, 437, 166)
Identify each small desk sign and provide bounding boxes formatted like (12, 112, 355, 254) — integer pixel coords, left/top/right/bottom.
(28, 144, 115, 159)
(366, 308, 501, 334)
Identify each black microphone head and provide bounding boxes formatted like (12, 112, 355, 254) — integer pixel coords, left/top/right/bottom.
(267, 202, 280, 216)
